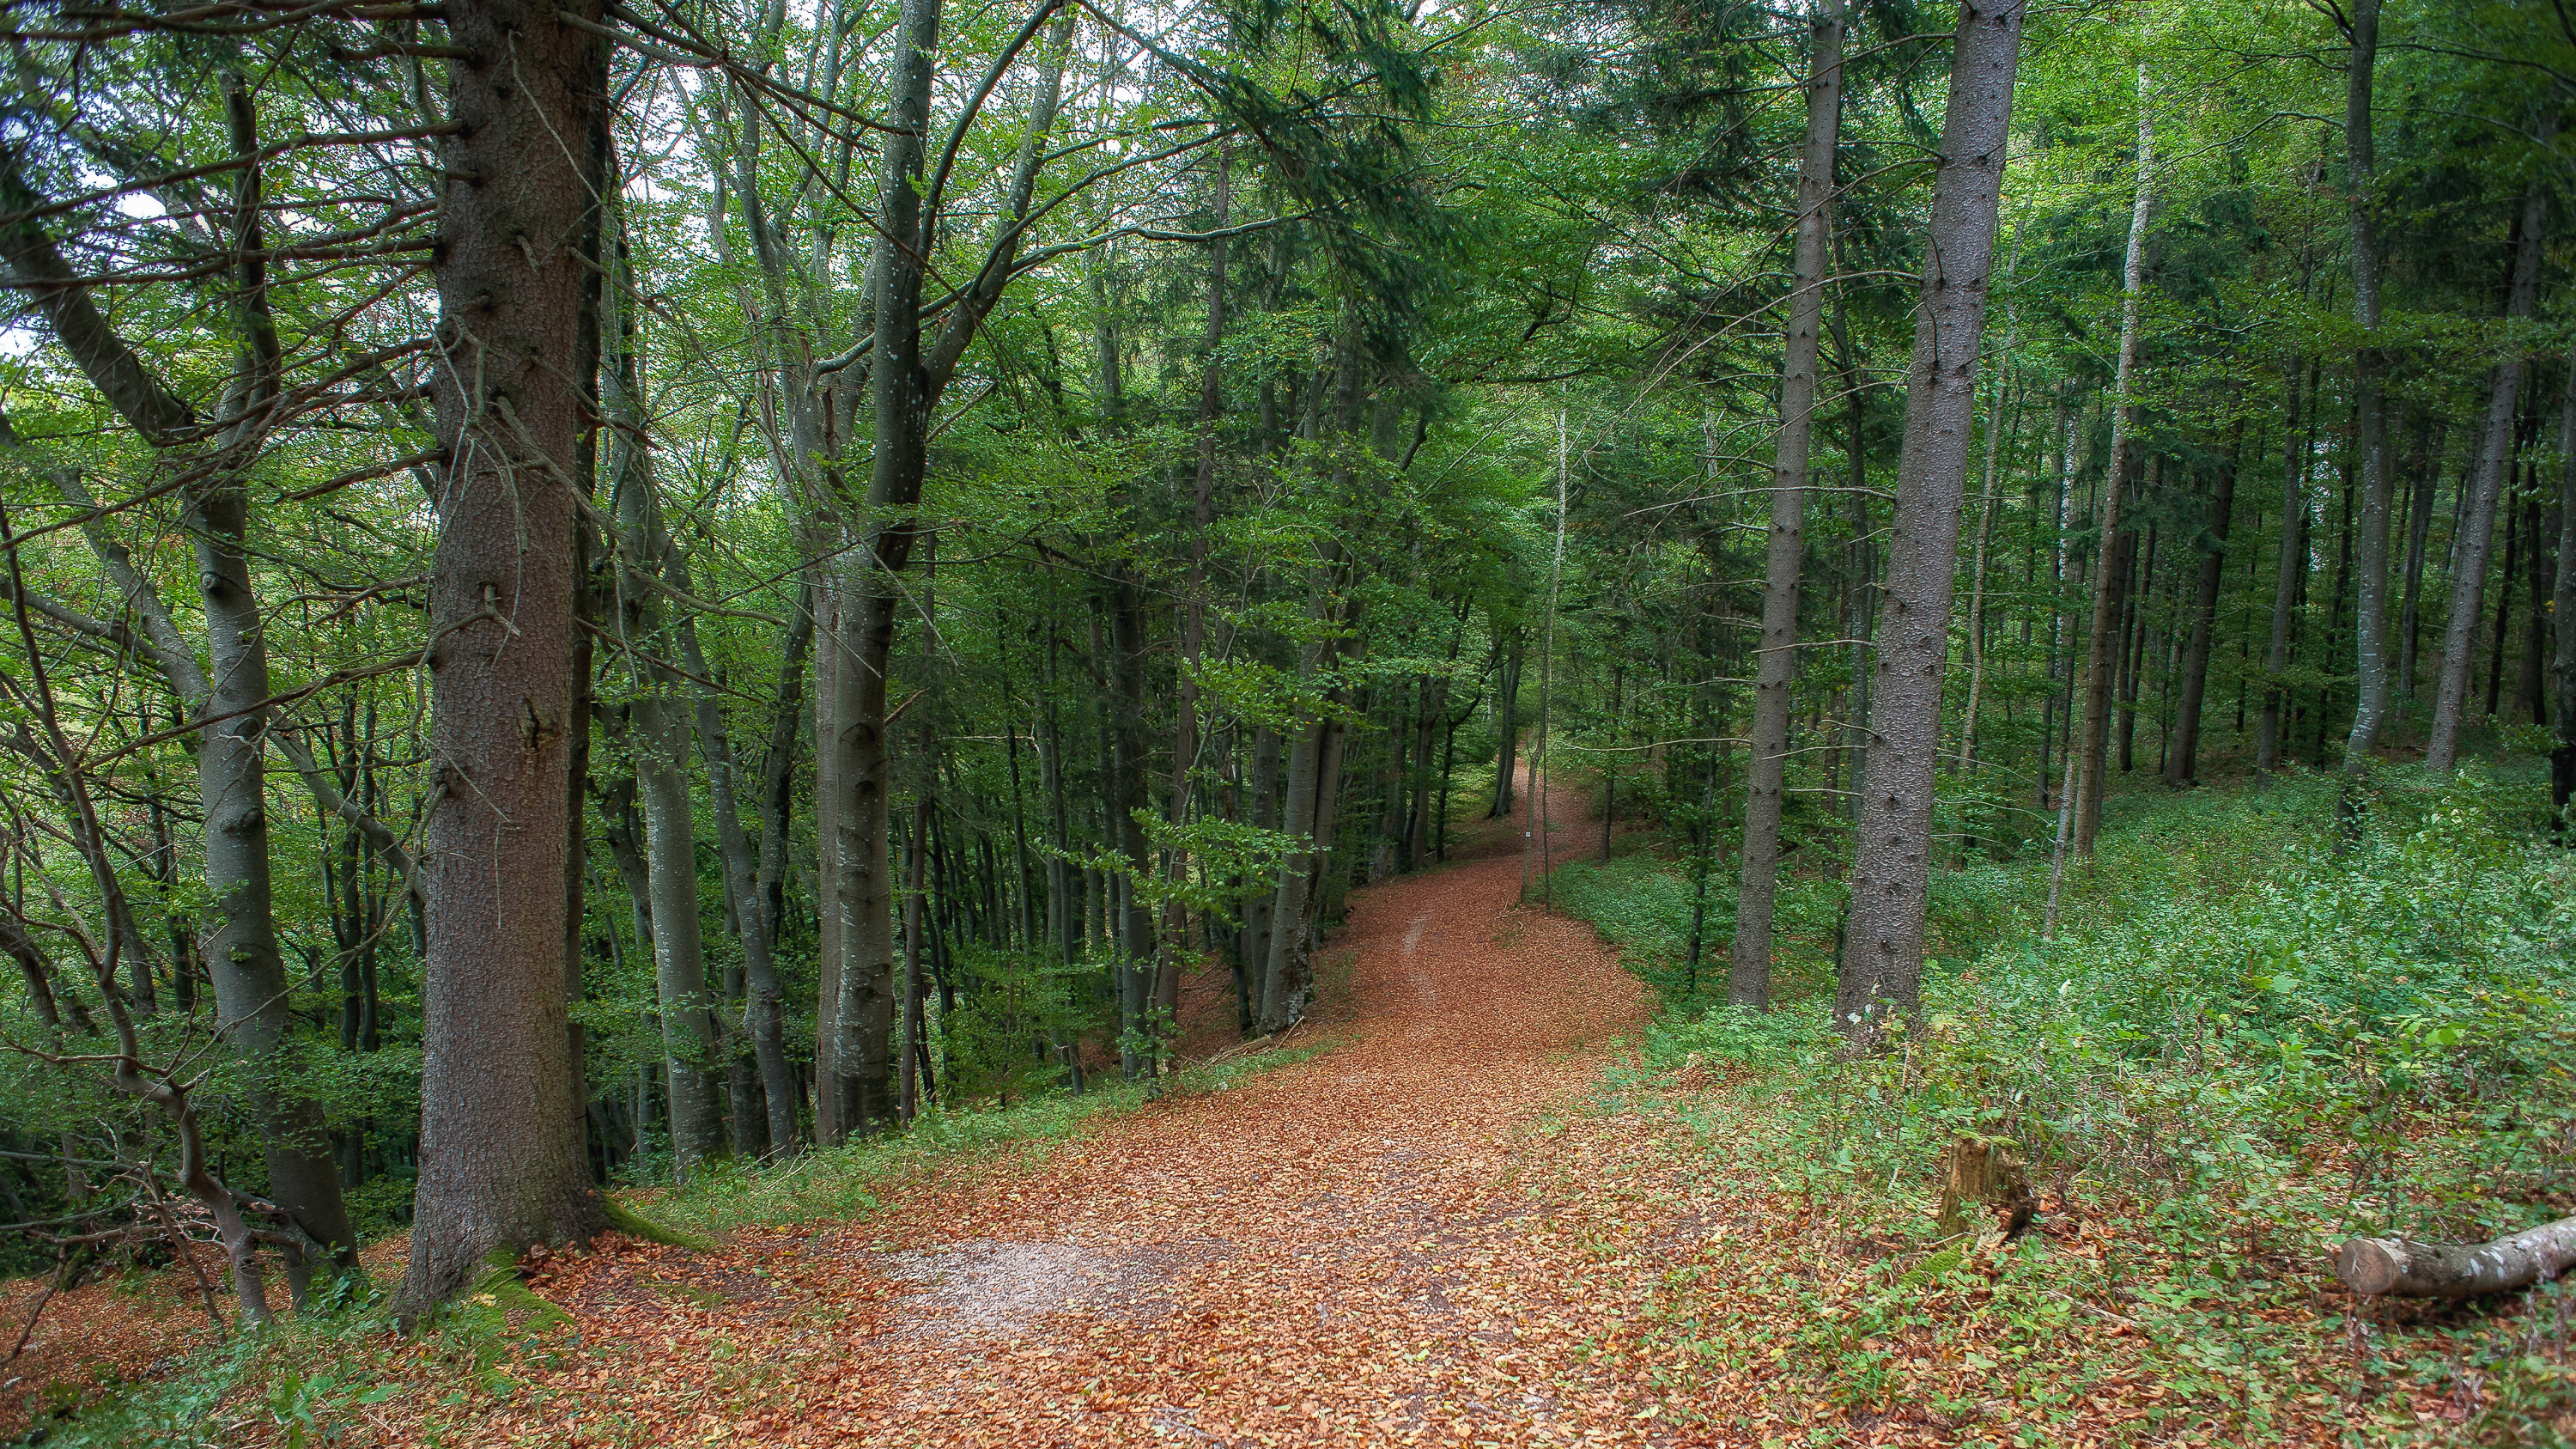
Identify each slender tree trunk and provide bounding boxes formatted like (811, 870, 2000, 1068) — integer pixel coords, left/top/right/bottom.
(1835, 0, 2022, 1052)
(683, 592, 806, 1157)
(2260, 361, 2312, 773)
(1241, 723, 1279, 1027)
(2397, 419, 2443, 704)
(831, 0, 945, 1135)
(1960, 363, 2014, 773)
(2166, 423, 2242, 785)
(811, 585, 842, 1142)
(191, 72, 359, 1291)
(2074, 59, 2154, 855)
(404, 0, 606, 1312)
(2429, 137, 2552, 770)
(2490, 499, 2522, 718)
(2340, 0, 2397, 772)
(2552, 349, 2576, 830)
(1490, 635, 1521, 817)
(608, 228, 724, 1174)
(1730, 0, 1844, 1010)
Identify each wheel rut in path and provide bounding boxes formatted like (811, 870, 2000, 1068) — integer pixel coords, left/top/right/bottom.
(535, 770, 1705, 1447)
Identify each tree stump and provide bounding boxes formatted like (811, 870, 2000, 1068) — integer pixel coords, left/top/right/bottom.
(1935, 1134, 2034, 1241)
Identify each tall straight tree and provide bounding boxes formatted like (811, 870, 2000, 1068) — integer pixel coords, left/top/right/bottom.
(1730, 0, 1845, 1011)
(2428, 129, 2553, 771)
(2072, 58, 2154, 857)
(2554, 349, 2576, 828)
(404, 0, 609, 1311)
(829, 0, 1072, 1129)
(1834, 0, 2022, 1052)
(2337, 0, 2396, 775)
(2164, 425, 2240, 785)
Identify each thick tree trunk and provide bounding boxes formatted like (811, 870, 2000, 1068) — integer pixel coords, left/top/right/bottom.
(1730, 2, 1843, 1010)
(2074, 60, 2154, 855)
(2339, 0, 2396, 772)
(633, 692, 725, 1168)
(2166, 426, 2240, 785)
(1834, 0, 2021, 1052)
(404, 0, 606, 1313)
(2428, 148, 2551, 770)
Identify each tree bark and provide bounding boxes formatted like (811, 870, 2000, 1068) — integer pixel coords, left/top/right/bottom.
(2397, 419, 2444, 703)
(1730, 0, 1844, 1011)
(679, 594, 804, 1157)
(404, 0, 607, 1313)
(2074, 60, 2154, 855)
(2259, 362, 2313, 774)
(2554, 350, 2576, 831)
(2339, 0, 2396, 772)
(2428, 134, 2552, 771)
(2165, 424, 2241, 785)
(605, 213, 725, 1173)
(2336, 1215, 2576, 1299)
(1834, 0, 2022, 1052)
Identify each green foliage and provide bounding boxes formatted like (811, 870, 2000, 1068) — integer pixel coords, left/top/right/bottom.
(1573, 770, 2576, 1442)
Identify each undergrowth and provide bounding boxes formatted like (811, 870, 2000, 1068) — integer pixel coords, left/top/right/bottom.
(1554, 764, 2576, 1446)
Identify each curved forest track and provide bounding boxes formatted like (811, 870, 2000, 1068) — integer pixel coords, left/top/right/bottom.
(501, 768, 1722, 1447)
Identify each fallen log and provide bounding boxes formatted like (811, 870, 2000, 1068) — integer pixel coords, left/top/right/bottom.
(2333, 1215, 2576, 1298)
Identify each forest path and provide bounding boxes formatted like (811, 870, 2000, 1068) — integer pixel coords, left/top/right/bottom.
(522, 768, 1710, 1448)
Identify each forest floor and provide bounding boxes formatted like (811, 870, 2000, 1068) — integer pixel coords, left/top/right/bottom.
(394, 767, 1743, 1446)
(9, 770, 2468, 1446)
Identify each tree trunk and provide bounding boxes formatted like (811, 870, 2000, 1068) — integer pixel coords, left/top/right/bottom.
(1959, 362, 2014, 774)
(2166, 424, 2242, 785)
(607, 223, 724, 1174)
(2554, 351, 2576, 831)
(2428, 137, 2552, 770)
(1490, 634, 1522, 817)
(830, 0, 945, 1136)
(404, 0, 606, 1312)
(2397, 418, 2443, 703)
(2259, 361, 2313, 774)
(1730, 1, 1844, 1010)
(811, 584, 842, 1142)
(681, 594, 806, 1158)
(1106, 575, 1158, 1075)
(2336, 1215, 2576, 1299)
(191, 71, 358, 1290)
(1834, 0, 2021, 1052)
(2339, 0, 2397, 772)
(2074, 59, 2154, 855)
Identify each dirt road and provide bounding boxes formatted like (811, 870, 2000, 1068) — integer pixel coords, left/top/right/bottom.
(463, 772, 1704, 1446)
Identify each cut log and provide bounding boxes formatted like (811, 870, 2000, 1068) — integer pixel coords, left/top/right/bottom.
(2334, 1215, 2576, 1298)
